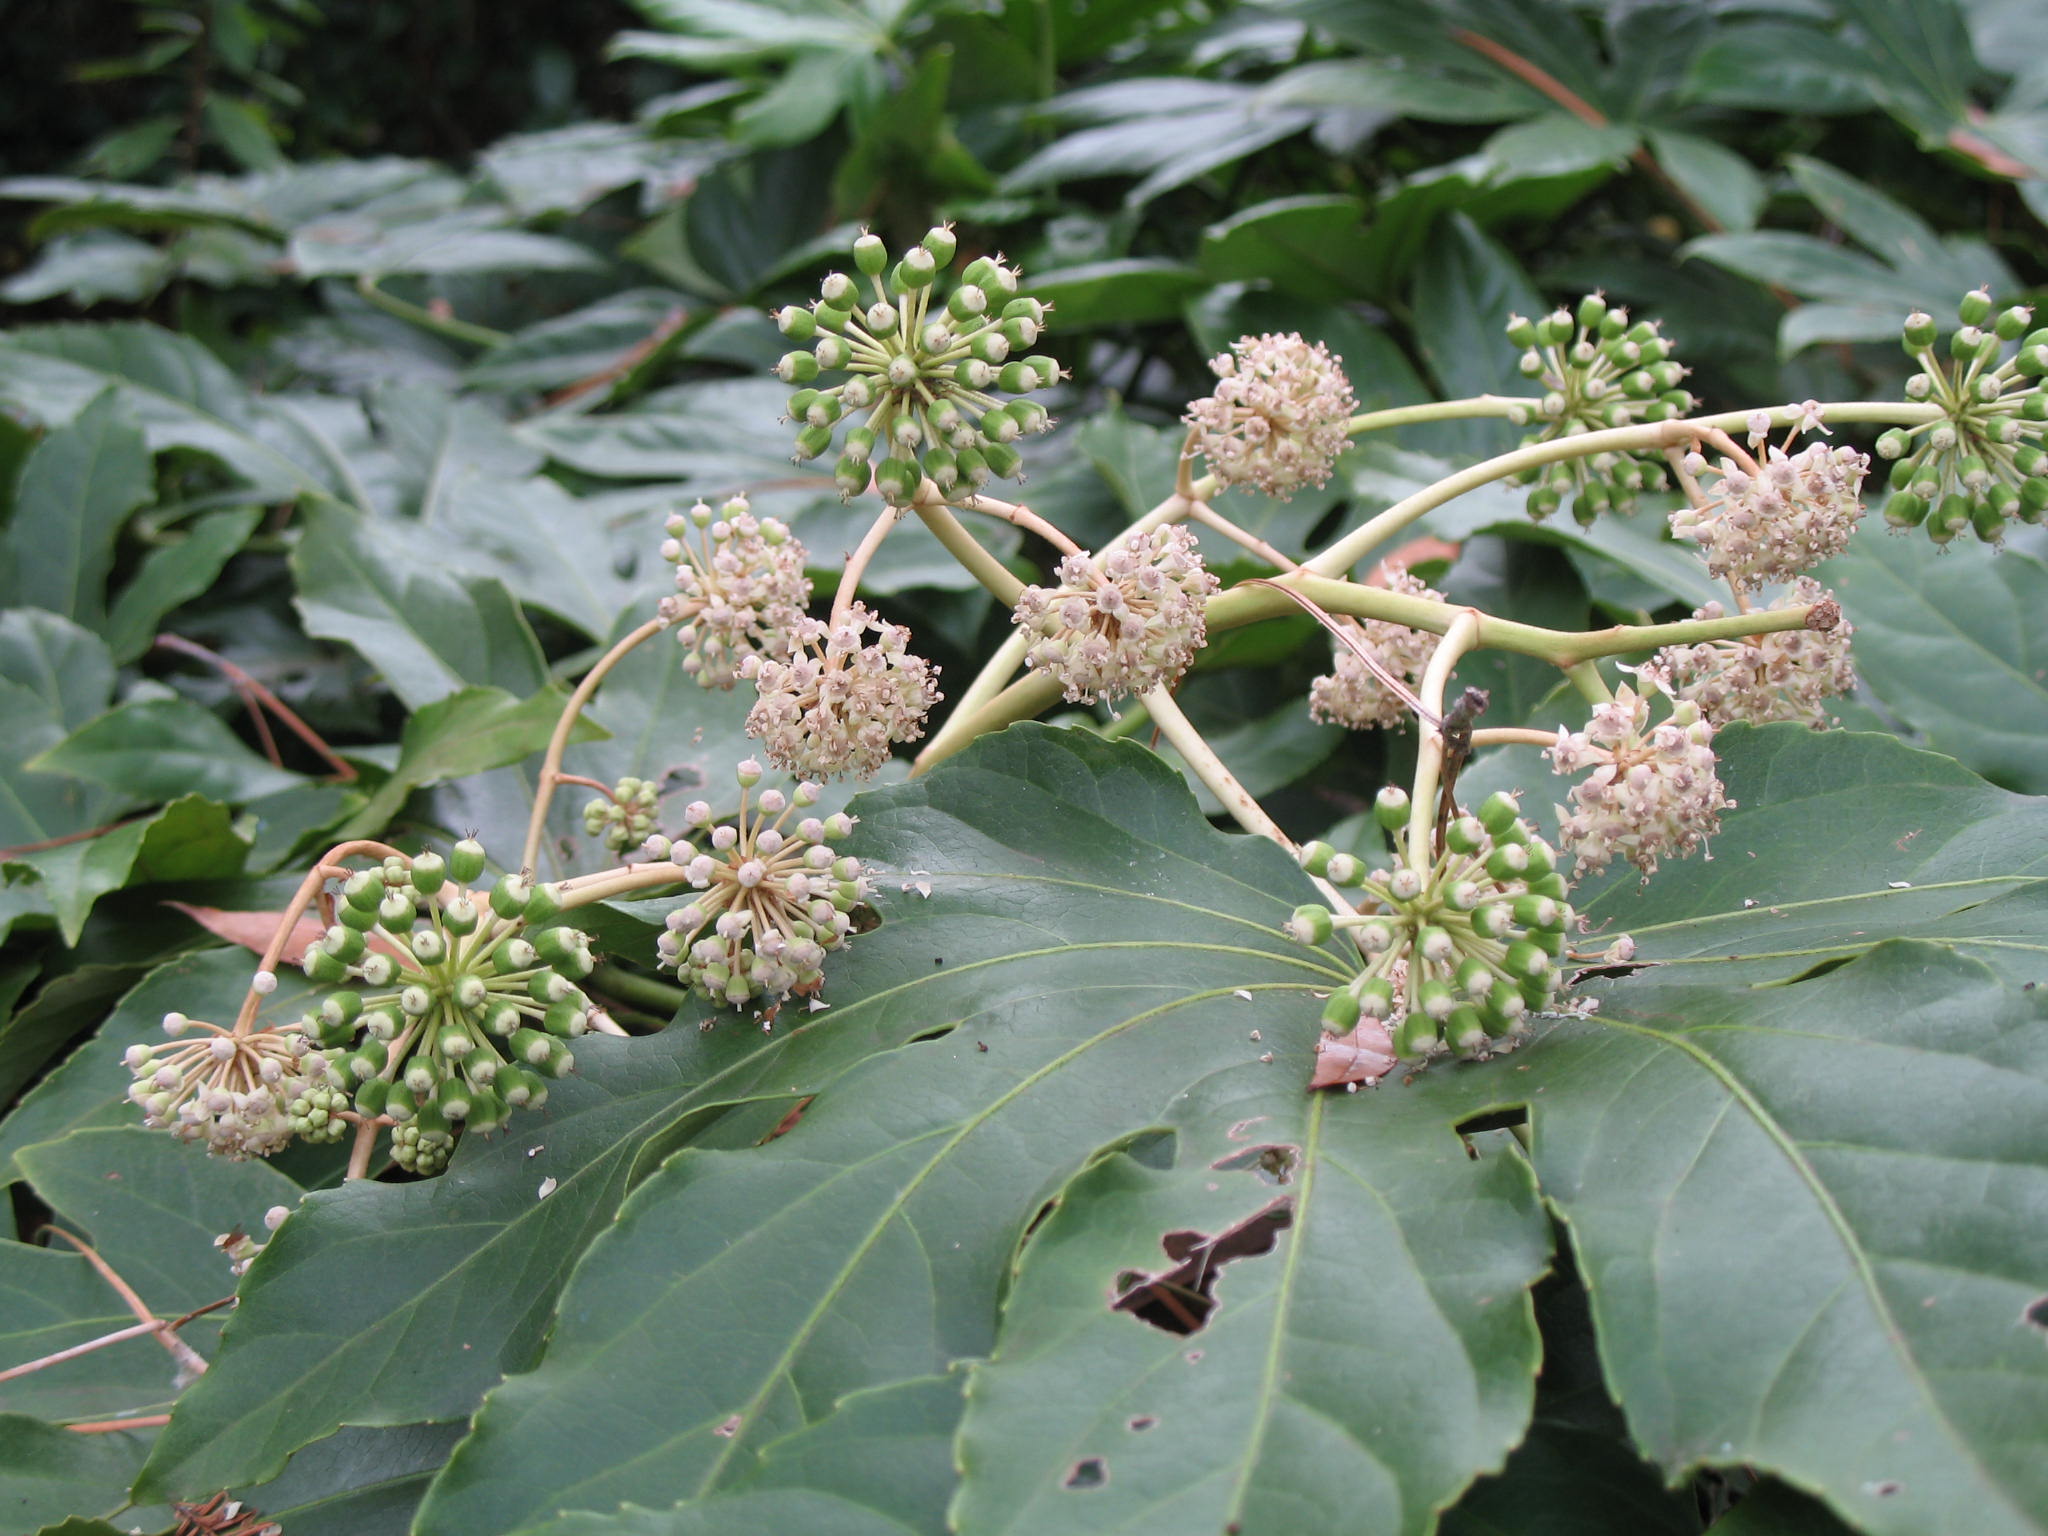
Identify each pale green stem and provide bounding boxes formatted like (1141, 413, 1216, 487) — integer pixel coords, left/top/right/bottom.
(1214, 573, 1820, 668)
(1098, 701, 1150, 739)
(1407, 611, 1483, 869)
(1141, 687, 1357, 916)
(1346, 395, 1528, 434)
(1187, 498, 1298, 569)
(1143, 686, 1292, 847)
(1305, 402, 1941, 578)
(831, 504, 906, 627)
(1564, 660, 1612, 705)
(591, 963, 691, 1015)
(354, 273, 509, 348)
(1470, 727, 1558, 749)
(521, 617, 669, 873)
(911, 501, 1025, 605)
(949, 490, 1085, 555)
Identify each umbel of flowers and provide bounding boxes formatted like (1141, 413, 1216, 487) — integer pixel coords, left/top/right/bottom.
(125, 1020, 343, 1161)
(1293, 788, 1575, 1069)
(745, 603, 941, 779)
(646, 760, 867, 1008)
(1504, 294, 1693, 521)
(776, 227, 1060, 506)
(658, 495, 811, 688)
(1183, 332, 1358, 499)
(1878, 288, 2048, 543)
(1307, 567, 1443, 731)
(1011, 525, 1219, 703)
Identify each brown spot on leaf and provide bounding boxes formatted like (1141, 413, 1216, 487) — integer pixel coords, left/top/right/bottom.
(1064, 1457, 1108, 1490)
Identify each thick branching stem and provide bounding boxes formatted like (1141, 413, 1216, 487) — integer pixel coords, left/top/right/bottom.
(521, 617, 669, 872)
(911, 500, 1026, 605)
(1305, 403, 1937, 577)
(1407, 612, 1483, 868)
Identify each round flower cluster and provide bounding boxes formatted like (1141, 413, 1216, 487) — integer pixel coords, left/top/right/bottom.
(1293, 787, 1585, 1082)
(658, 497, 811, 688)
(1183, 332, 1358, 499)
(648, 762, 865, 1009)
(1652, 580, 1855, 728)
(1504, 294, 1691, 521)
(291, 840, 593, 1172)
(125, 1020, 341, 1160)
(1878, 290, 2048, 544)
(1307, 567, 1444, 730)
(744, 602, 940, 779)
(1548, 684, 1730, 878)
(585, 776, 661, 854)
(1011, 525, 1218, 703)
(775, 228, 1059, 506)
(1669, 431, 1867, 591)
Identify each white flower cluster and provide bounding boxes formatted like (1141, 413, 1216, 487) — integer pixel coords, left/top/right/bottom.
(745, 602, 940, 779)
(654, 764, 866, 1008)
(1548, 684, 1731, 877)
(1652, 580, 1855, 728)
(1669, 433, 1868, 591)
(1012, 525, 1218, 703)
(125, 1019, 344, 1160)
(1183, 332, 1356, 499)
(1306, 567, 1443, 730)
(658, 497, 811, 688)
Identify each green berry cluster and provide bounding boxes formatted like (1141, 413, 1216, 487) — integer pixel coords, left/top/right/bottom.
(1504, 294, 1692, 522)
(584, 777, 661, 854)
(296, 839, 590, 1172)
(1292, 789, 1576, 1062)
(1877, 289, 2048, 544)
(775, 227, 1060, 507)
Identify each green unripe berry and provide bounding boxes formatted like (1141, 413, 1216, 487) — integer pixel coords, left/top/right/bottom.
(1477, 792, 1520, 834)
(1393, 1012, 1440, 1059)
(1504, 313, 1538, 349)
(896, 247, 937, 288)
(411, 852, 446, 895)
(1448, 1008, 1490, 1057)
(378, 891, 414, 928)
(1290, 905, 1334, 945)
(442, 897, 480, 937)
(343, 869, 386, 912)
(853, 232, 887, 275)
(355, 1076, 390, 1116)
(1374, 785, 1411, 831)
(1298, 841, 1335, 877)
(1903, 311, 1937, 349)
(1997, 305, 2033, 341)
(777, 305, 816, 340)
(1575, 294, 1607, 331)
(301, 947, 348, 984)
(1321, 989, 1362, 1030)
(1959, 287, 1992, 327)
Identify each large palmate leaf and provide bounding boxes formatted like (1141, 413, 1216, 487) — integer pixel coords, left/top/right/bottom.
(412, 727, 1553, 1535)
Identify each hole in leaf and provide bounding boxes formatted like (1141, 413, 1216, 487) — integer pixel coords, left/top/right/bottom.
(1209, 1144, 1299, 1185)
(907, 1022, 957, 1045)
(1127, 1415, 1157, 1432)
(1112, 1197, 1293, 1335)
(1454, 1108, 1527, 1139)
(1573, 963, 1648, 983)
(2024, 1296, 2048, 1333)
(1064, 1457, 1108, 1490)
(848, 904, 882, 934)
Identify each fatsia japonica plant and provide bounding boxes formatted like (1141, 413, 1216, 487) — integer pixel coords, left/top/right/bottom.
(7, 213, 2031, 1536)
